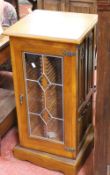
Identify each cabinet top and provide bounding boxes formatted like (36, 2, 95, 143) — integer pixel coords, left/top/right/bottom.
(4, 10, 98, 44)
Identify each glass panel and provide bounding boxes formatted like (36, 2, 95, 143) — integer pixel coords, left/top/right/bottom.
(23, 52, 64, 143)
(25, 53, 42, 80)
(29, 114, 63, 141)
(46, 85, 63, 119)
(29, 114, 45, 137)
(40, 109, 63, 140)
(44, 56, 62, 84)
(46, 119, 63, 141)
(27, 81, 44, 114)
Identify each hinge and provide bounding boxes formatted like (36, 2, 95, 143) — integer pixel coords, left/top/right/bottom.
(65, 146, 75, 152)
(107, 165, 110, 175)
(64, 51, 76, 57)
(19, 94, 24, 105)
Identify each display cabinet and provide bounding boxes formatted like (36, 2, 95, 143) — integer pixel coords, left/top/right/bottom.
(4, 10, 98, 175)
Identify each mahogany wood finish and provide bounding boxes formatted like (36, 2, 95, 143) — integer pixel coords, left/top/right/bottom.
(4, 10, 97, 175)
(94, 1, 110, 175)
(65, 0, 97, 13)
(37, 0, 65, 11)
(37, 0, 97, 13)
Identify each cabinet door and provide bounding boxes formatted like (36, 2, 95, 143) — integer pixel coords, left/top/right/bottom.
(24, 53, 64, 142)
(37, 0, 65, 11)
(11, 37, 77, 159)
(66, 0, 97, 13)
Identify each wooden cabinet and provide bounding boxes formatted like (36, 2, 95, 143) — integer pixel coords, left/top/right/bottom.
(37, 0, 97, 13)
(4, 10, 97, 175)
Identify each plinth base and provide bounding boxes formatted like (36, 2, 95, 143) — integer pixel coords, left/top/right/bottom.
(13, 128, 93, 175)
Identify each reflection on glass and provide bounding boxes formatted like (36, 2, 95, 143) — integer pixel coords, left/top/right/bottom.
(25, 53, 42, 80)
(23, 52, 64, 143)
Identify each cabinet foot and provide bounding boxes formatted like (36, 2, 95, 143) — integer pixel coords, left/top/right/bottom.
(64, 170, 76, 175)
(13, 127, 93, 175)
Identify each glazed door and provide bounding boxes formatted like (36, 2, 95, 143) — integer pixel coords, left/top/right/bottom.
(11, 37, 77, 159)
(23, 52, 64, 143)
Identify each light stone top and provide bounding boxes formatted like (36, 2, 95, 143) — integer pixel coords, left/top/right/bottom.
(4, 10, 98, 44)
